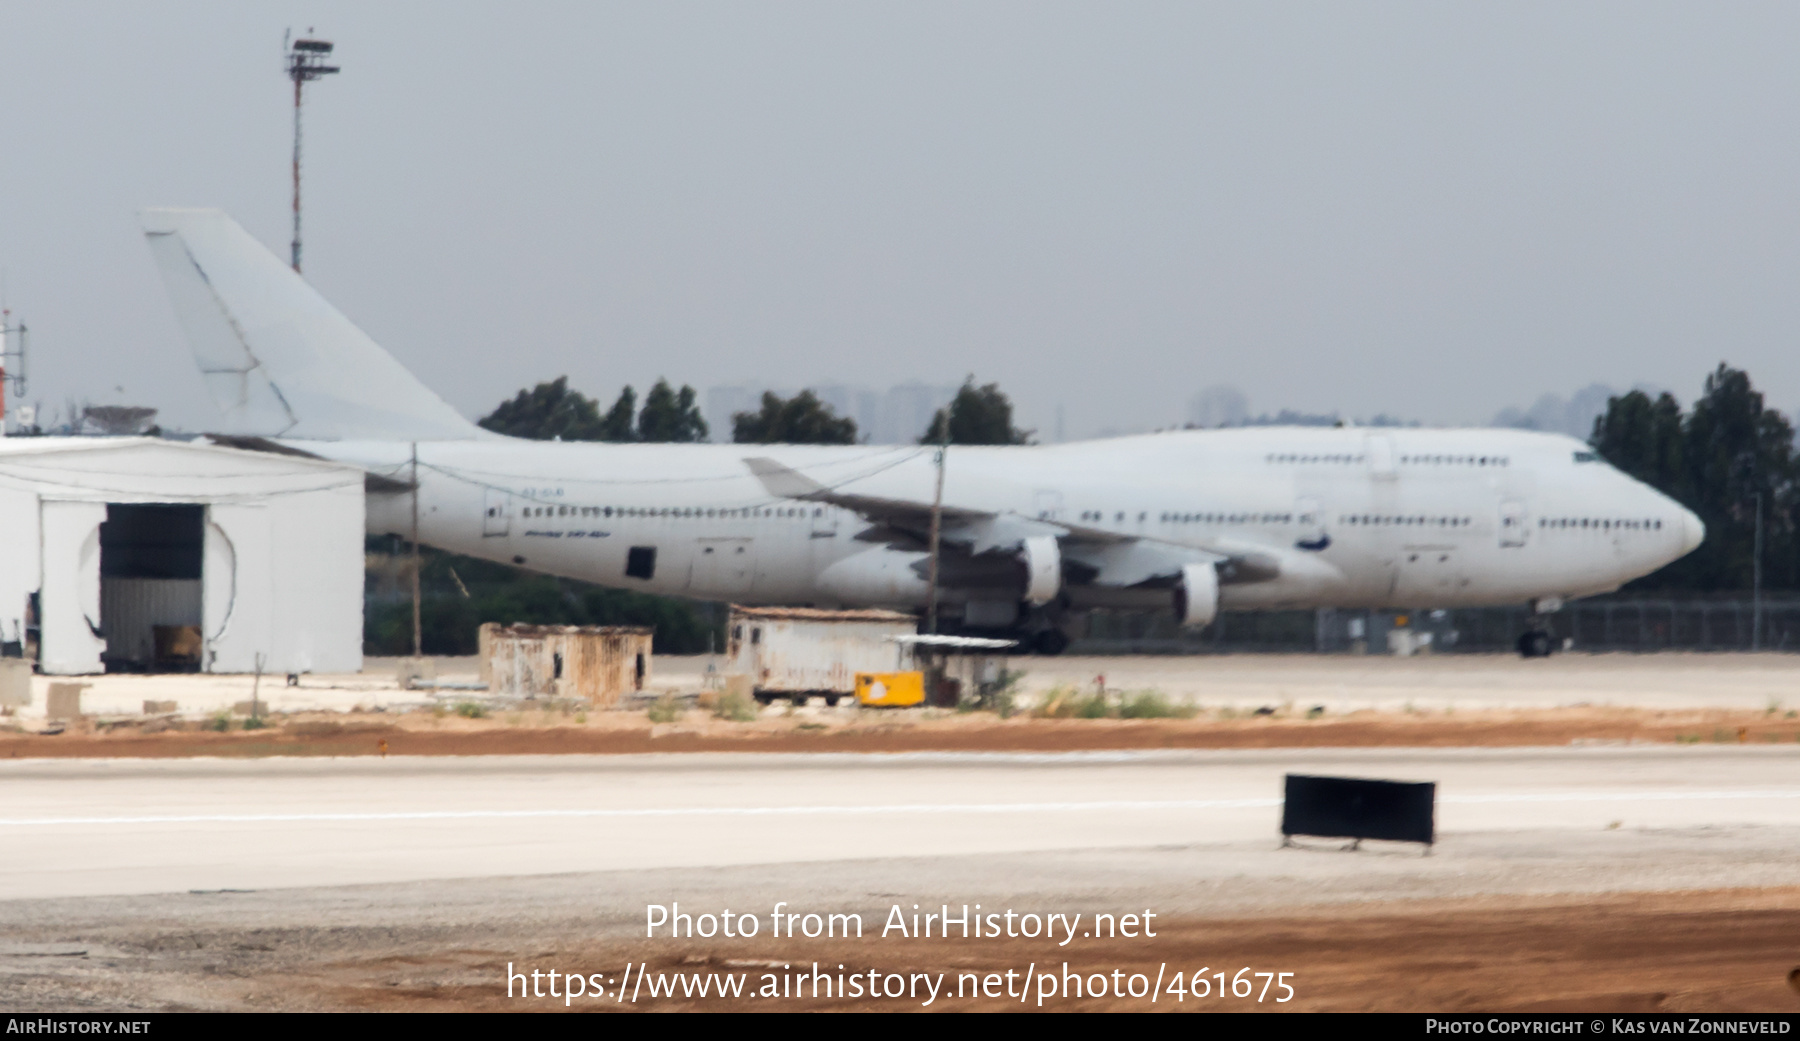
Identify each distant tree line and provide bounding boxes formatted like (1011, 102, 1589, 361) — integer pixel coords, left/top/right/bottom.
(481, 373, 1032, 447)
(732, 389, 858, 444)
(478, 376, 709, 443)
(1591, 363, 1798, 592)
(730, 375, 1033, 445)
(918, 377, 1032, 445)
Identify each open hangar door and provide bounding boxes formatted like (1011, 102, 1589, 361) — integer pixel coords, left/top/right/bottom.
(98, 504, 205, 671)
(0, 438, 365, 676)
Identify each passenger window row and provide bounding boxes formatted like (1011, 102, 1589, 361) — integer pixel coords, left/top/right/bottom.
(520, 504, 823, 520)
(1540, 517, 1662, 531)
(1399, 454, 1510, 467)
(1265, 454, 1365, 464)
(1077, 509, 1297, 525)
(1263, 452, 1511, 466)
(1158, 511, 1292, 525)
(1339, 515, 1471, 527)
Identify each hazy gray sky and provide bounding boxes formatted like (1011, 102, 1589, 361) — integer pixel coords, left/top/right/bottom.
(3, 3, 1799, 438)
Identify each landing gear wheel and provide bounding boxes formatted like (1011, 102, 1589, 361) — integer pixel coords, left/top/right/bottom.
(789, 693, 810, 707)
(824, 694, 841, 707)
(1031, 629, 1071, 656)
(753, 692, 775, 706)
(1517, 630, 1553, 658)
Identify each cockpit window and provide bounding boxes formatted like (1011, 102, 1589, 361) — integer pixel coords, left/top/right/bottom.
(1573, 451, 1598, 463)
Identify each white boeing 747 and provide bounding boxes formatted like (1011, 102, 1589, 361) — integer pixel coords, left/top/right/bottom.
(142, 209, 1703, 655)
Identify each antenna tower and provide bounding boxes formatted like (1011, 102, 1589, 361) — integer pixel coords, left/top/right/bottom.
(286, 31, 340, 273)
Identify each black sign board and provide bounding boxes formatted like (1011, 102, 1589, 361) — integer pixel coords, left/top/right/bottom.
(1281, 774, 1435, 847)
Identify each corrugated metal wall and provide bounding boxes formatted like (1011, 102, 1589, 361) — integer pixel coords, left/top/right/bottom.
(101, 577, 201, 665)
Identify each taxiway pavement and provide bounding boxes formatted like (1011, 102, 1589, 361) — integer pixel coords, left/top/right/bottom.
(3, 746, 1798, 902)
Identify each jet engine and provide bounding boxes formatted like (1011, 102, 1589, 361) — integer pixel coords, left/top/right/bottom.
(1173, 562, 1220, 628)
(1020, 535, 1062, 605)
(817, 548, 931, 604)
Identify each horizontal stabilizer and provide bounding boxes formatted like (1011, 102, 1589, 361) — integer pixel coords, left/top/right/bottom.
(142, 208, 483, 441)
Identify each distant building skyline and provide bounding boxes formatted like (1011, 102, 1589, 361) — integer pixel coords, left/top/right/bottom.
(1490, 383, 1626, 440)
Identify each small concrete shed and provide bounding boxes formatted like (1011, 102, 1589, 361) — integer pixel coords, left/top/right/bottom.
(478, 623, 653, 706)
(0, 437, 365, 675)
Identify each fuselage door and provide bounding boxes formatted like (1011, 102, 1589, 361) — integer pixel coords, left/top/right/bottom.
(1366, 434, 1397, 480)
(1499, 499, 1528, 548)
(1295, 495, 1329, 551)
(692, 537, 755, 596)
(482, 488, 511, 537)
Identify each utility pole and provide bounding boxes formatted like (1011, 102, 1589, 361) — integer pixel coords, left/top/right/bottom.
(1753, 491, 1763, 651)
(925, 420, 949, 635)
(411, 442, 423, 659)
(286, 32, 340, 273)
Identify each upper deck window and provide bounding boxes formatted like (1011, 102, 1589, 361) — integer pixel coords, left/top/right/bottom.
(1573, 451, 1599, 463)
(1398, 454, 1510, 467)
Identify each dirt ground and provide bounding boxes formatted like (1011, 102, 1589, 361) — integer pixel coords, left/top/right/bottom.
(240, 889, 1800, 1012)
(28, 652, 1800, 723)
(2, 703, 1798, 759)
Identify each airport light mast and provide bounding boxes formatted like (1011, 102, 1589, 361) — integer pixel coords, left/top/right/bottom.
(0, 310, 24, 437)
(285, 32, 340, 273)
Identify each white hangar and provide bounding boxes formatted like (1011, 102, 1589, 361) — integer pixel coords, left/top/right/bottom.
(0, 437, 365, 675)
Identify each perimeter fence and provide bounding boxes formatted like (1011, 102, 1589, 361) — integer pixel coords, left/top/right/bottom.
(1072, 598, 1800, 655)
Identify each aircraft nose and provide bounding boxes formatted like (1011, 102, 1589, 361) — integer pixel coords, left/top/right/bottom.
(1678, 507, 1704, 556)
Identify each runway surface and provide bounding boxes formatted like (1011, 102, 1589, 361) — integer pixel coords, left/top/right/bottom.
(4, 746, 1799, 902)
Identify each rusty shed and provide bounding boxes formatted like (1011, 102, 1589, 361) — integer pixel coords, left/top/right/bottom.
(725, 606, 917, 702)
(478, 623, 652, 706)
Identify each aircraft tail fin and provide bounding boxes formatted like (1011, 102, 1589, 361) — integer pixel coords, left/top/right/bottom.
(141, 208, 484, 441)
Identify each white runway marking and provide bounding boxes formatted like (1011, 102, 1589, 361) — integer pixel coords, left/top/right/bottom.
(5, 789, 1800, 828)
(1447, 789, 1800, 804)
(0, 799, 1283, 827)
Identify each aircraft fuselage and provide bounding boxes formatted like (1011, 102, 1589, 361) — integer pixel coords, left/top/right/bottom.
(307, 424, 1701, 622)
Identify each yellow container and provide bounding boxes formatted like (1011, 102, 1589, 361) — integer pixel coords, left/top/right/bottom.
(855, 671, 925, 707)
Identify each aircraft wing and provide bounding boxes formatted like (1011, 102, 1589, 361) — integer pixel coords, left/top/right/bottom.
(744, 457, 1251, 588)
(742, 456, 991, 531)
(744, 455, 1131, 546)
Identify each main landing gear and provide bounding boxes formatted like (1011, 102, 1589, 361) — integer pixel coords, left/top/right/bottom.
(974, 605, 1075, 656)
(1516, 629, 1554, 658)
(1516, 597, 1564, 658)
